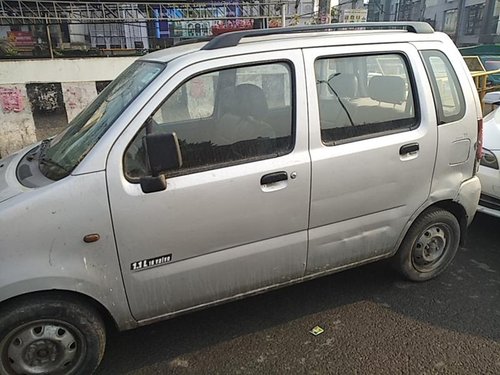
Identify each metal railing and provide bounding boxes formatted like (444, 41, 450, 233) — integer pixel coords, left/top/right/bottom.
(0, 0, 316, 59)
(471, 69, 500, 107)
(0, 1, 293, 24)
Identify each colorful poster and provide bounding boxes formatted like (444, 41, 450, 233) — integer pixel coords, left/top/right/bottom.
(7, 31, 34, 47)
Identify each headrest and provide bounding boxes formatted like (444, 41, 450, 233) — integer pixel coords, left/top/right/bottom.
(235, 84, 268, 120)
(368, 76, 406, 104)
(327, 73, 358, 98)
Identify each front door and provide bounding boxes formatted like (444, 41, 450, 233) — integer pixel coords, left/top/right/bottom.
(107, 51, 311, 320)
(303, 44, 438, 274)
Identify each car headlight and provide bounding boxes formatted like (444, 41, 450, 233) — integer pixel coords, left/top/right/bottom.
(480, 148, 499, 169)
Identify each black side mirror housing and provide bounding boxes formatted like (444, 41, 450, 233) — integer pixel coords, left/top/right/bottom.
(140, 132, 182, 193)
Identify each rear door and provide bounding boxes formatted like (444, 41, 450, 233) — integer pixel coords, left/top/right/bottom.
(106, 50, 311, 320)
(303, 43, 438, 274)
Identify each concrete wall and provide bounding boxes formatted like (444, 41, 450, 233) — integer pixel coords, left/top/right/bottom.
(0, 56, 137, 157)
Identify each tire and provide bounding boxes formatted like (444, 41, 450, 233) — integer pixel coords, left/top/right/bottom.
(0, 293, 106, 375)
(394, 207, 461, 282)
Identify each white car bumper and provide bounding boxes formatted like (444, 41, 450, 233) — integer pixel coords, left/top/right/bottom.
(477, 153, 500, 218)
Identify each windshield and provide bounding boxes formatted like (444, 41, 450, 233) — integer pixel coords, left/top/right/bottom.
(39, 60, 165, 180)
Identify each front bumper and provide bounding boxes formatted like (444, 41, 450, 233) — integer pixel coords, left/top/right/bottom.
(477, 158, 500, 219)
(477, 193, 500, 218)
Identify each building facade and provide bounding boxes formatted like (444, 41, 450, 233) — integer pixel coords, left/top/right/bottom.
(366, 0, 500, 46)
(423, 0, 500, 45)
(366, 0, 424, 22)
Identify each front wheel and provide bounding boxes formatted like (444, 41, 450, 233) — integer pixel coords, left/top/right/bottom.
(395, 207, 461, 281)
(0, 293, 106, 375)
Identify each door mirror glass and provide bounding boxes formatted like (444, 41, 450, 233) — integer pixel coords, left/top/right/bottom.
(145, 132, 182, 176)
(140, 132, 182, 193)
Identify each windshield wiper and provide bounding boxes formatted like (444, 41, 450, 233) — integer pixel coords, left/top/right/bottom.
(317, 74, 355, 127)
(37, 138, 70, 172)
(38, 138, 51, 160)
(39, 156, 70, 173)
(26, 138, 51, 162)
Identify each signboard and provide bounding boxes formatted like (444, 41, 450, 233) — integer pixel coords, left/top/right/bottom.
(341, 9, 368, 23)
(174, 21, 215, 37)
(7, 31, 34, 48)
(211, 20, 253, 35)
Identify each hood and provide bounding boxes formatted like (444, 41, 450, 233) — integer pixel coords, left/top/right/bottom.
(483, 107, 500, 151)
(0, 152, 24, 204)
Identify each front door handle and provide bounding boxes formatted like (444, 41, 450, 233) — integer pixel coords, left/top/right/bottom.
(261, 171, 288, 185)
(400, 143, 419, 155)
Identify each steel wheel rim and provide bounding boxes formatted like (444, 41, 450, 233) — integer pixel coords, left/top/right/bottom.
(1, 319, 86, 375)
(412, 222, 451, 273)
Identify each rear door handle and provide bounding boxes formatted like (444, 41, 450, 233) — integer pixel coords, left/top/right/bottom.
(261, 171, 288, 185)
(400, 143, 419, 155)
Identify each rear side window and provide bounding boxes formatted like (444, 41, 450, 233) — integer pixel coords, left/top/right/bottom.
(421, 50, 465, 124)
(315, 53, 418, 145)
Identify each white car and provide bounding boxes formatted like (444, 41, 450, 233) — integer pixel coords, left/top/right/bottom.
(478, 92, 500, 218)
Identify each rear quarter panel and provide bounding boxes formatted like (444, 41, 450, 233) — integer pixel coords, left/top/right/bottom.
(413, 40, 481, 204)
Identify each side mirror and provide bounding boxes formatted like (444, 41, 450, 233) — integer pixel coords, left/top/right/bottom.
(140, 132, 182, 193)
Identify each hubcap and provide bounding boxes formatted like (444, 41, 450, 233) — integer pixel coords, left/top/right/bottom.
(412, 224, 449, 272)
(2, 321, 83, 375)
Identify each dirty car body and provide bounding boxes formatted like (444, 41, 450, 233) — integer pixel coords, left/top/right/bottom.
(0, 23, 482, 374)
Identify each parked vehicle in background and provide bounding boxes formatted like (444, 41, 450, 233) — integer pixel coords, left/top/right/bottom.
(477, 92, 500, 218)
(0, 22, 482, 374)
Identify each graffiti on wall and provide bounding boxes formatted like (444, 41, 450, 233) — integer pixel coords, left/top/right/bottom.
(0, 85, 37, 159)
(96, 80, 112, 94)
(0, 87, 25, 113)
(65, 86, 83, 110)
(26, 83, 68, 138)
(27, 83, 64, 113)
(62, 82, 98, 122)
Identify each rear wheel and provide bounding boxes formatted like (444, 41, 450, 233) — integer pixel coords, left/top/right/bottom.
(395, 207, 461, 281)
(0, 294, 106, 375)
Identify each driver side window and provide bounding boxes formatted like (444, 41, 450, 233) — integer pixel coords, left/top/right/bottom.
(124, 62, 294, 179)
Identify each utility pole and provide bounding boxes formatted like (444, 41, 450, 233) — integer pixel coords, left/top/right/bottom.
(281, 3, 286, 27)
(318, 0, 331, 23)
(45, 15, 54, 59)
(419, 0, 426, 22)
(479, 0, 496, 44)
(454, 0, 465, 44)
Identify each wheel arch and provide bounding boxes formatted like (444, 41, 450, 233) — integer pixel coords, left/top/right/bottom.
(392, 200, 466, 281)
(0, 289, 122, 333)
(392, 198, 470, 258)
(0, 289, 112, 375)
(0, 275, 137, 331)
(432, 199, 468, 246)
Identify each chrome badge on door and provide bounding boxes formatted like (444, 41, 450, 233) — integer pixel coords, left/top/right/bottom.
(131, 254, 173, 271)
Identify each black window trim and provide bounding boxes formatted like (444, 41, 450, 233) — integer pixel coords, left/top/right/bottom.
(420, 49, 466, 125)
(124, 58, 297, 182)
(314, 51, 421, 146)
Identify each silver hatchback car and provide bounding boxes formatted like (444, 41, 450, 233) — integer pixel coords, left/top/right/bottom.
(0, 22, 482, 374)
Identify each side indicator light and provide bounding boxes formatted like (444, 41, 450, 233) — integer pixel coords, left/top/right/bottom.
(83, 234, 100, 243)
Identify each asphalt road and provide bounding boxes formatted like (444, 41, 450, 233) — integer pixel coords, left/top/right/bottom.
(96, 213, 500, 375)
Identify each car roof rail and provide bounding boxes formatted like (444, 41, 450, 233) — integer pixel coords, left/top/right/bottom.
(174, 36, 213, 47)
(201, 22, 434, 51)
